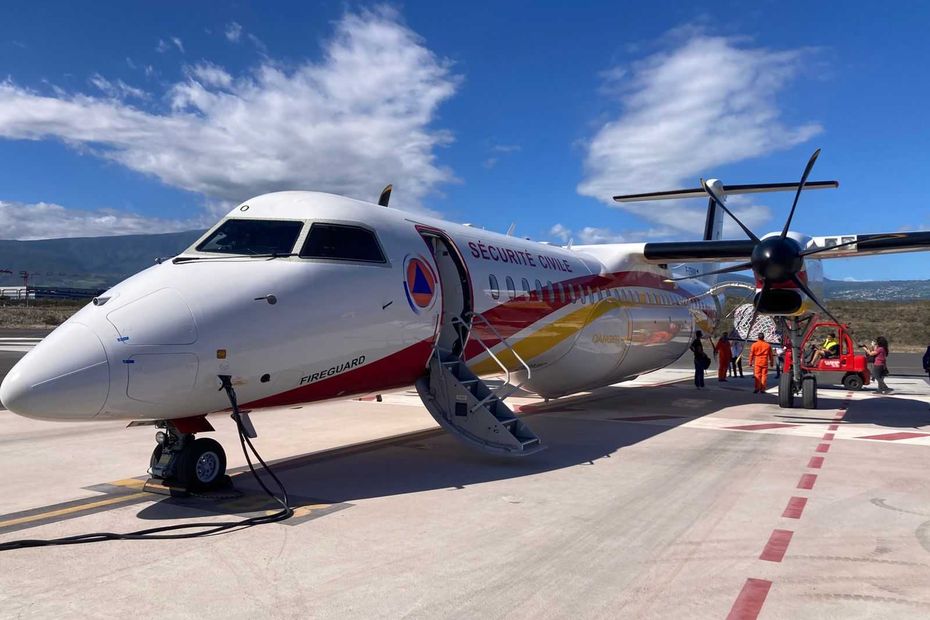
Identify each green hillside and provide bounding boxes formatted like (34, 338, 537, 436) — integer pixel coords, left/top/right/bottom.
(0, 230, 205, 288)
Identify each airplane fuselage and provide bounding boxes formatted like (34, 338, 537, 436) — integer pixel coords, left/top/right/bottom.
(0, 191, 722, 422)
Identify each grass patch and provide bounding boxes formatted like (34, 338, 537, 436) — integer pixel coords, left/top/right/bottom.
(0, 299, 86, 329)
(717, 298, 930, 352)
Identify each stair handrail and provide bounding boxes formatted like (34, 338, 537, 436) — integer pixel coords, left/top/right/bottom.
(451, 312, 531, 411)
(450, 315, 519, 412)
(464, 310, 532, 381)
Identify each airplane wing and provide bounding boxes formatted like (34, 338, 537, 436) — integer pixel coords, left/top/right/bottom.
(806, 231, 930, 258)
(641, 231, 930, 263)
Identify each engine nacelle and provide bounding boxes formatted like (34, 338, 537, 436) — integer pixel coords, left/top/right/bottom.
(754, 288, 803, 315)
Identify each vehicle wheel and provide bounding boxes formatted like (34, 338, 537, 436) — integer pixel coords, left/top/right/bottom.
(177, 438, 227, 490)
(779, 372, 794, 408)
(802, 375, 818, 409)
(842, 373, 864, 391)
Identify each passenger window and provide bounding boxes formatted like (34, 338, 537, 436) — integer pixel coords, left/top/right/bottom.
(522, 278, 531, 297)
(197, 219, 303, 255)
(489, 274, 500, 300)
(300, 223, 386, 262)
(506, 276, 516, 300)
(586, 286, 593, 302)
(557, 282, 565, 303)
(535, 279, 543, 299)
(546, 281, 554, 303)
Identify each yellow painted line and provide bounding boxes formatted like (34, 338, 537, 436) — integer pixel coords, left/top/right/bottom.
(290, 503, 332, 519)
(0, 492, 150, 530)
(108, 478, 147, 490)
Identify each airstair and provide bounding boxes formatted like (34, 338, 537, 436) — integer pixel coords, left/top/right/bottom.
(415, 312, 544, 456)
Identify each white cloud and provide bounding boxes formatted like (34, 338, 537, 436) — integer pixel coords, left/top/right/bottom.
(89, 74, 148, 100)
(188, 62, 232, 88)
(491, 144, 520, 154)
(483, 143, 521, 169)
(156, 37, 184, 53)
(576, 226, 629, 244)
(0, 200, 203, 240)
(549, 223, 571, 242)
(548, 223, 676, 245)
(578, 31, 822, 236)
(225, 22, 243, 43)
(0, 8, 459, 218)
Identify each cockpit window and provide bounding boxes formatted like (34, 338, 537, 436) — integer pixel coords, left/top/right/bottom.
(300, 223, 386, 263)
(196, 219, 303, 255)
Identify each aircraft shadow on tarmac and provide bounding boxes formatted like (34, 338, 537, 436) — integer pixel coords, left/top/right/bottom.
(132, 378, 879, 522)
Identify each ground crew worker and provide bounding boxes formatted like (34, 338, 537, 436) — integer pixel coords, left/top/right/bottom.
(749, 333, 774, 393)
(730, 331, 744, 378)
(810, 332, 839, 366)
(714, 333, 732, 382)
(690, 330, 706, 389)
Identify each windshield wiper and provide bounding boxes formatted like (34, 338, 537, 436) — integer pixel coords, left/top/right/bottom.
(172, 252, 299, 264)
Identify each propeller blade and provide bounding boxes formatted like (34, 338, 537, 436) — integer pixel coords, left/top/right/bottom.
(789, 273, 842, 325)
(800, 233, 901, 257)
(664, 262, 752, 282)
(781, 149, 821, 237)
(701, 179, 760, 243)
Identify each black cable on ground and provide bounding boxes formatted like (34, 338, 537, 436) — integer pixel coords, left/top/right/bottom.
(0, 378, 293, 552)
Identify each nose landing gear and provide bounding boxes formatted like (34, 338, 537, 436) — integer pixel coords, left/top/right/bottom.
(149, 420, 229, 491)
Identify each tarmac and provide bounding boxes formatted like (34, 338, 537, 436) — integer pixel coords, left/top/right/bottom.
(1, 336, 930, 618)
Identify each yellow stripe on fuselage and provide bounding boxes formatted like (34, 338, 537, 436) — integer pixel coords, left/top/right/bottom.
(467, 298, 627, 375)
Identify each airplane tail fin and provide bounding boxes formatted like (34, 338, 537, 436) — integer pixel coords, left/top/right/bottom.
(698, 184, 727, 283)
(703, 193, 725, 241)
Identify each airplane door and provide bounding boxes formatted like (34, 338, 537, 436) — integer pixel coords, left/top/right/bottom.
(418, 229, 473, 357)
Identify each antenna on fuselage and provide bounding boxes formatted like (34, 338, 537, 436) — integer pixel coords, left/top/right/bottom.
(378, 184, 393, 207)
(506, 222, 516, 236)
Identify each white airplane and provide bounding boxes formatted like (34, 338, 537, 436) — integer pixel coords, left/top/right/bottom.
(2, 150, 928, 490)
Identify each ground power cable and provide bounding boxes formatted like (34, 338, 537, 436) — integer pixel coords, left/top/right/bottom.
(0, 377, 293, 552)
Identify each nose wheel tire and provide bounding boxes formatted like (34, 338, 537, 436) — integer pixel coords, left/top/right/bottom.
(802, 375, 818, 409)
(177, 438, 227, 491)
(778, 371, 794, 408)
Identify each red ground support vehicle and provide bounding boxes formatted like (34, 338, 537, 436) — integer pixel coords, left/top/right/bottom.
(784, 321, 871, 391)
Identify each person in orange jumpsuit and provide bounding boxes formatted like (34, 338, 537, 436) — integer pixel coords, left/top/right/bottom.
(749, 333, 774, 393)
(714, 333, 732, 381)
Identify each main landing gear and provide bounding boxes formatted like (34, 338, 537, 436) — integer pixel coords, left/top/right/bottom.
(149, 419, 229, 491)
(777, 316, 818, 410)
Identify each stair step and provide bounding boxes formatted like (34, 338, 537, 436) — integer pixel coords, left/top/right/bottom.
(420, 352, 543, 457)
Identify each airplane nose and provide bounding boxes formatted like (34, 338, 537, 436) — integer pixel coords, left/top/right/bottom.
(0, 322, 110, 420)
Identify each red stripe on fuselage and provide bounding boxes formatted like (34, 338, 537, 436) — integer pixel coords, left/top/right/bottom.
(242, 340, 435, 409)
(245, 269, 706, 410)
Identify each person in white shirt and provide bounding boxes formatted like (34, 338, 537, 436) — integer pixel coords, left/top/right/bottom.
(729, 331, 744, 378)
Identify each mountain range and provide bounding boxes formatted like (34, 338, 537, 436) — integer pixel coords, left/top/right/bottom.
(1, 231, 928, 299)
(0, 231, 205, 288)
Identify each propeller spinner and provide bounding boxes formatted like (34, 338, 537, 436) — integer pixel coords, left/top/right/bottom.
(676, 149, 844, 326)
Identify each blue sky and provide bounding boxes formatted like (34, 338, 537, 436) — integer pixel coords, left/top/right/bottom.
(0, 1, 928, 280)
